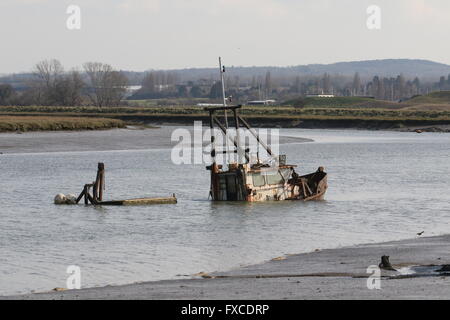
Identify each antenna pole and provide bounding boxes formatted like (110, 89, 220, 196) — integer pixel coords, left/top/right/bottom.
(219, 57, 228, 128)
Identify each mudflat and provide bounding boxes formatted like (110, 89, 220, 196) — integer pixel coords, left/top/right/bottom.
(5, 235, 450, 300)
(0, 126, 312, 154)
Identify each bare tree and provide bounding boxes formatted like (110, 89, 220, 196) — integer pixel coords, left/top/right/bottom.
(32, 59, 65, 105)
(265, 71, 272, 98)
(53, 70, 85, 106)
(83, 62, 128, 107)
(34, 59, 64, 87)
(322, 73, 331, 94)
(352, 72, 361, 96)
(141, 72, 157, 94)
(0, 84, 16, 105)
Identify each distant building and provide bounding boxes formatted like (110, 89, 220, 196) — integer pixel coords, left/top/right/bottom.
(247, 99, 277, 105)
(124, 85, 142, 98)
(196, 103, 224, 107)
(155, 84, 173, 92)
(306, 94, 335, 98)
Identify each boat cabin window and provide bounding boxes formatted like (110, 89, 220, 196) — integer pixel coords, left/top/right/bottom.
(265, 171, 284, 185)
(250, 170, 286, 187)
(280, 168, 292, 181)
(250, 172, 266, 187)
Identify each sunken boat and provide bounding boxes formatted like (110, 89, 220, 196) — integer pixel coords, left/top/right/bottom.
(205, 105, 328, 202)
(205, 57, 328, 202)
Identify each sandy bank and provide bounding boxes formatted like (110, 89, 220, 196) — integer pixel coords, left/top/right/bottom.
(5, 235, 450, 300)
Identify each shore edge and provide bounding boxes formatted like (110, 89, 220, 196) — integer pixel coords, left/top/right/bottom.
(4, 234, 450, 300)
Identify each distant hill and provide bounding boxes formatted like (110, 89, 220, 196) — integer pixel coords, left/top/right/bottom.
(173, 59, 450, 81)
(292, 59, 450, 79)
(2, 59, 450, 88)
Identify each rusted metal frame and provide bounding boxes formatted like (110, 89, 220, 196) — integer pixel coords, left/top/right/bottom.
(300, 180, 308, 199)
(212, 115, 250, 162)
(238, 116, 273, 156)
(233, 108, 246, 165)
(303, 189, 326, 201)
(249, 165, 297, 173)
(208, 110, 219, 200)
(303, 179, 313, 195)
(209, 110, 216, 161)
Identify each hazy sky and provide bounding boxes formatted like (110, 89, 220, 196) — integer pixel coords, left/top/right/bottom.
(1, 0, 449, 73)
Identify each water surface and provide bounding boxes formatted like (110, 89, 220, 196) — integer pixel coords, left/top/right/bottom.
(1, 128, 449, 295)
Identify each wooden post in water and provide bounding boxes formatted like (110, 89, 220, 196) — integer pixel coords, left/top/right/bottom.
(95, 163, 105, 202)
(72, 162, 176, 206)
(84, 185, 89, 205)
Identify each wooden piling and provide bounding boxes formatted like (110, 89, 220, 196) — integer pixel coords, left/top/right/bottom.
(73, 162, 176, 206)
(98, 163, 104, 202)
(84, 185, 88, 205)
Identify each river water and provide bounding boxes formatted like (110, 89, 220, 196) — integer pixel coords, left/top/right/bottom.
(1, 127, 450, 295)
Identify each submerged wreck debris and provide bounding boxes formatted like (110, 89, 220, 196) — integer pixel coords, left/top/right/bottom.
(379, 255, 396, 271)
(437, 265, 450, 272)
(205, 105, 328, 202)
(54, 162, 177, 206)
(54, 193, 77, 205)
(193, 272, 214, 279)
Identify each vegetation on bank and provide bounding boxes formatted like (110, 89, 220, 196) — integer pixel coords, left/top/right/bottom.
(2, 104, 450, 121)
(0, 107, 450, 123)
(283, 96, 404, 109)
(127, 98, 210, 107)
(2, 92, 450, 130)
(0, 116, 125, 132)
(406, 91, 450, 104)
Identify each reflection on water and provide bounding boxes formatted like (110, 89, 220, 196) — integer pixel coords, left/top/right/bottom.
(1, 128, 450, 295)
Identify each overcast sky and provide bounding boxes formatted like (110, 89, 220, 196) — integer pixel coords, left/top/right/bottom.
(1, 0, 449, 73)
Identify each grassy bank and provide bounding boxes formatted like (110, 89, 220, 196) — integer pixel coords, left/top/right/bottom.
(2, 105, 450, 121)
(284, 96, 404, 109)
(3, 92, 450, 130)
(0, 116, 125, 132)
(3, 105, 450, 119)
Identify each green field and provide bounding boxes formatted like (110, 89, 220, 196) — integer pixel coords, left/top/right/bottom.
(406, 91, 450, 105)
(285, 92, 450, 111)
(284, 96, 402, 109)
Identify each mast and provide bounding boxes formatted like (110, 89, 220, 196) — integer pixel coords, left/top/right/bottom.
(219, 57, 228, 128)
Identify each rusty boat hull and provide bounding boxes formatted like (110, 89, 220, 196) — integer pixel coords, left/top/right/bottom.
(210, 163, 328, 202)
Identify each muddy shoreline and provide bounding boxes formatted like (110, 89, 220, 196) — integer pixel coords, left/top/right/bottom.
(5, 235, 450, 300)
(3, 113, 450, 132)
(116, 115, 450, 132)
(0, 126, 312, 154)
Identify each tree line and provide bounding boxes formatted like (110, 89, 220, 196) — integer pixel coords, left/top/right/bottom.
(2, 62, 450, 106)
(0, 59, 128, 106)
(129, 70, 450, 104)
